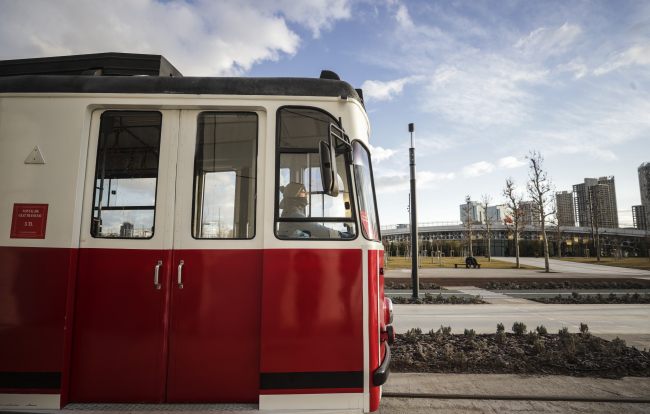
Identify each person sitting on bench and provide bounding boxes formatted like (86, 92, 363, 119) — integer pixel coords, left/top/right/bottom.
(465, 256, 479, 268)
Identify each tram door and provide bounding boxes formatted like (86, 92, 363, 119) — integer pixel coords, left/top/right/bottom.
(70, 110, 262, 403)
(70, 110, 179, 402)
(166, 111, 262, 402)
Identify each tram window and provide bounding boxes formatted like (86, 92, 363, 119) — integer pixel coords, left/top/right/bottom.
(275, 107, 356, 240)
(192, 112, 257, 239)
(279, 107, 335, 149)
(352, 142, 381, 241)
(91, 111, 162, 239)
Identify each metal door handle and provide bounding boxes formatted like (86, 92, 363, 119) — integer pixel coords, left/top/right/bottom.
(154, 261, 162, 290)
(178, 260, 184, 289)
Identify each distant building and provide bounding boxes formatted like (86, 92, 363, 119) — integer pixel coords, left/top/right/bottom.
(632, 205, 648, 231)
(636, 162, 650, 230)
(520, 201, 541, 227)
(120, 221, 134, 237)
(555, 191, 575, 227)
(487, 204, 511, 224)
(459, 200, 486, 223)
(573, 176, 619, 229)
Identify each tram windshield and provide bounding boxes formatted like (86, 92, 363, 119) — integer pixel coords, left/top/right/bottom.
(352, 142, 380, 241)
(275, 108, 356, 239)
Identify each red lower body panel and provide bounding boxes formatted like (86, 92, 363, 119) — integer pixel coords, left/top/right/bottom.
(368, 250, 380, 412)
(167, 249, 263, 402)
(69, 248, 172, 403)
(260, 249, 363, 394)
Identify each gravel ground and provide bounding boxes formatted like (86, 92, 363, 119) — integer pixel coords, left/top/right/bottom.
(390, 330, 650, 379)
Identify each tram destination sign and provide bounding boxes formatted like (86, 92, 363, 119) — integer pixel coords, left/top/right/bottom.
(10, 203, 48, 239)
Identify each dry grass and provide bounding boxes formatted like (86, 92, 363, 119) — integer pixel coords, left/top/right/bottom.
(384, 256, 541, 270)
(555, 257, 650, 271)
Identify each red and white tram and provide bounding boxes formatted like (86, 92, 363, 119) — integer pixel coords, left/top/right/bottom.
(0, 53, 393, 412)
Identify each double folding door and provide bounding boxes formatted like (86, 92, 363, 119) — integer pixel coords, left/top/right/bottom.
(70, 109, 262, 402)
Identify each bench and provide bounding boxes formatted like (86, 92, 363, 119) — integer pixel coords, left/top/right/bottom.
(454, 263, 481, 269)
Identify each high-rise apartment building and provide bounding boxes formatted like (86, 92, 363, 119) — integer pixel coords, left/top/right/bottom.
(555, 191, 575, 227)
(632, 162, 650, 230)
(459, 200, 486, 223)
(573, 176, 619, 229)
(520, 201, 541, 227)
(487, 204, 512, 224)
(120, 221, 134, 237)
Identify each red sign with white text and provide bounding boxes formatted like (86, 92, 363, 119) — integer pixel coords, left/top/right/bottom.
(10, 204, 48, 239)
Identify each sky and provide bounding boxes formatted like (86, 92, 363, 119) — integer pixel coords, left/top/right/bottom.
(1, 0, 649, 227)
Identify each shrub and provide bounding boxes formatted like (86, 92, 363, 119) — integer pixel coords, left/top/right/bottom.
(419, 282, 425, 289)
(611, 282, 618, 288)
(633, 292, 641, 300)
(416, 344, 427, 359)
(622, 293, 631, 302)
(609, 293, 617, 300)
(596, 293, 603, 300)
(429, 328, 443, 342)
(496, 330, 507, 343)
(558, 327, 570, 338)
(579, 323, 589, 334)
(425, 292, 434, 301)
(441, 325, 452, 335)
(512, 322, 527, 336)
(405, 328, 421, 343)
(497, 323, 505, 332)
(574, 282, 582, 289)
(572, 291, 581, 298)
(533, 340, 546, 354)
(415, 299, 423, 304)
(609, 337, 626, 355)
(473, 339, 487, 350)
(531, 282, 538, 289)
(548, 281, 557, 289)
(464, 328, 477, 341)
(455, 350, 468, 366)
(526, 331, 539, 344)
(444, 343, 455, 360)
(536, 325, 548, 335)
(437, 293, 444, 302)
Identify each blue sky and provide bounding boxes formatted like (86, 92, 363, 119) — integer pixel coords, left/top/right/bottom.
(2, 0, 649, 227)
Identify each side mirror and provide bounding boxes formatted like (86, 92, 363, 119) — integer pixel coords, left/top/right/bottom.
(319, 140, 339, 197)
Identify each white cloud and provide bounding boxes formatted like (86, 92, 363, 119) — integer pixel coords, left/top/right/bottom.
(374, 171, 455, 193)
(395, 4, 413, 29)
(425, 59, 548, 128)
(514, 23, 582, 57)
(361, 76, 422, 101)
(497, 156, 526, 169)
(556, 58, 588, 79)
(593, 42, 650, 75)
(368, 144, 397, 163)
(461, 161, 495, 177)
(0, 0, 350, 76)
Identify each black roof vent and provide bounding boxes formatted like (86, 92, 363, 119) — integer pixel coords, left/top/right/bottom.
(319, 70, 340, 81)
(0, 52, 183, 77)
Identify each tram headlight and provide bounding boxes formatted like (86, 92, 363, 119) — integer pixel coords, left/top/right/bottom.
(384, 297, 393, 325)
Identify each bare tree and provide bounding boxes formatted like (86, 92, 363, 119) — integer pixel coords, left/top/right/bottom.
(549, 194, 568, 258)
(461, 195, 475, 257)
(588, 186, 603, 261)
(480, 194, 497, 262)
(503, 178, 527, 268)
(526, 151, 555, 273)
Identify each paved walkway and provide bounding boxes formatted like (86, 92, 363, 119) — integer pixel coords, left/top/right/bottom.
(379, 374, 650, 413)
(392, 302, 650, 349)
(499, 257, 650, 276)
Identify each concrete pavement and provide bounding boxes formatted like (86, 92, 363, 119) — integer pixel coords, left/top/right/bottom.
(379, 374, 650, 413)
(499, 257, 650, 277)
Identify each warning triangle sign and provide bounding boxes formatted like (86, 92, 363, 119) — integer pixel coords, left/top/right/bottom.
(25, 146, 45, 164)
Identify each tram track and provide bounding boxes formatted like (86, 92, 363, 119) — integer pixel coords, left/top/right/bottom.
(383, 392, 650, 403)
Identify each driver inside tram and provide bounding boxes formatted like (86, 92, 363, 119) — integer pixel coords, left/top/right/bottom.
(279, 182, 351, 239)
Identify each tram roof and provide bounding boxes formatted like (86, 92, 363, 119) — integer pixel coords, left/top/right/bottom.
(0, 53, 363, 106)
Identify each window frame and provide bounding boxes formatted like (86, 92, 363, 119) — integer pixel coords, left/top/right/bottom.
(190, 111, 260, 241)
(273, 105, 359, 241)
(351, 139, 382, 242)
(90, 110, 163, 240)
